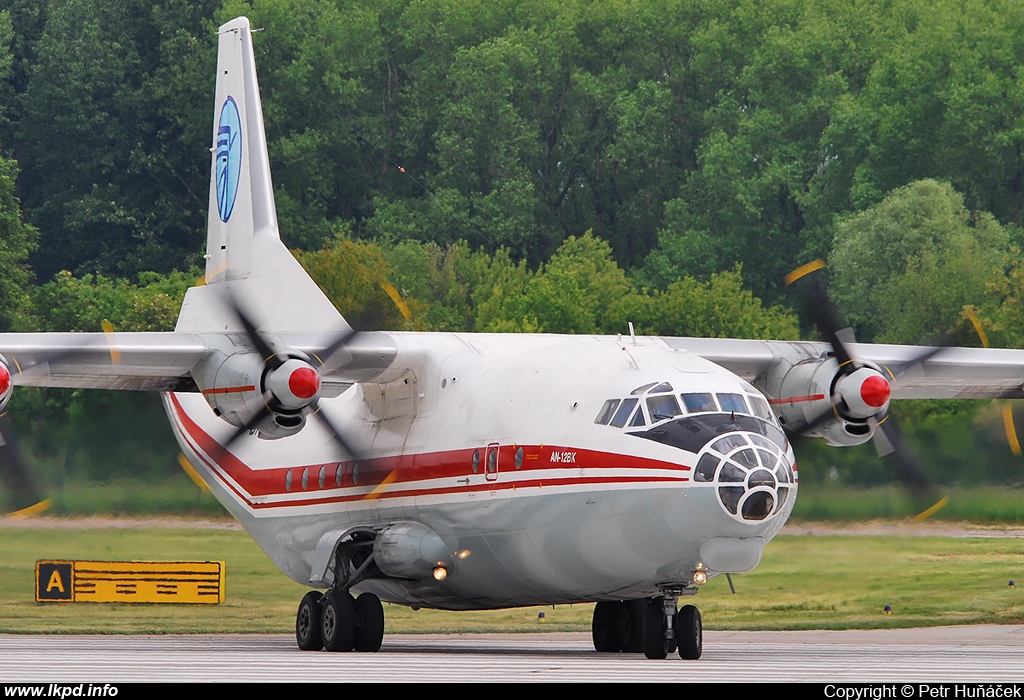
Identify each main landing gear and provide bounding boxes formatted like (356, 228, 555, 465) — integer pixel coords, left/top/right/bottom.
(592, 594, 701, 660)
(295, 589, 386, 652)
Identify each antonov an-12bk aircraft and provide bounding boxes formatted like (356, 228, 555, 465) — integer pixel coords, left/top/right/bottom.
(3, 17, 1024, 659)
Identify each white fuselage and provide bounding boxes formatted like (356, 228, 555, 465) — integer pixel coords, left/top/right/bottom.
(164, 332, 796, 609)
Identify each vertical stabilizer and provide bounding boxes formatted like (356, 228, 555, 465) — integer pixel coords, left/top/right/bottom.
(206, 16, 276, 282)
(176, 17, 345, 335)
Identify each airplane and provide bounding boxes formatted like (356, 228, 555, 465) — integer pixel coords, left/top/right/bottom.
(4, 16, 1024, 660)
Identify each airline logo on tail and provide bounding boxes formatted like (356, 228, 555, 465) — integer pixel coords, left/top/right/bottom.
(216, 96, 242, 223)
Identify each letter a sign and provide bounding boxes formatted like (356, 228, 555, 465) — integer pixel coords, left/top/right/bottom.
(36, 561, 73, 601)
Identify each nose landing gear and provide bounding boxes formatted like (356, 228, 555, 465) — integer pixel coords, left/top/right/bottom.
(592, 592, 702, 660)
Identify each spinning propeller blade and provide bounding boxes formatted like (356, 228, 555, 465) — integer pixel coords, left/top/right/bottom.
(964, 306, 1023, 456)
(786, 261, 948, 519)
(0, 413, 51, 518)
(211, 292, 365, 462)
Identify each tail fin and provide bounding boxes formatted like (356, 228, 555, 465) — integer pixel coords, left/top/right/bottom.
(176, 17, 344, 334)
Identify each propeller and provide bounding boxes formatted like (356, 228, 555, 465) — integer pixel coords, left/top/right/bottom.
(211, 292, 365, 462)
(785, 260, 948, 519)
(0, 412, 51, 518)
(964, 306, 1023, 457)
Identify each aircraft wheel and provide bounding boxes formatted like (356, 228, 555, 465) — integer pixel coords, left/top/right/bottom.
(295, 591, 324, 651)
(641, 598, 668, 660)
(677, 604, 702, 660)
(618, 599, 645, 652)
(592, 601, 621, 652)
(353, 592, 385, 652)
(322, 590, 356, 652)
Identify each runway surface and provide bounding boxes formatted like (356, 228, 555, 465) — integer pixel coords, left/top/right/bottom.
(3, 627, 1024, 682)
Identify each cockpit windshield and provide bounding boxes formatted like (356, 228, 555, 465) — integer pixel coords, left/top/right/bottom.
(595, 381, 778, 429)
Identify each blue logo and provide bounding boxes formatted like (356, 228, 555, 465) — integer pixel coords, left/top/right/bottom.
(215, 96, 242, 223)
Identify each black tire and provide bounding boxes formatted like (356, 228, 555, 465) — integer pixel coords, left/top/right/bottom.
(295, 591, 324, 651)
(619, 599, 646, 653)
(641, 598, 668, 660)
(677, 604, 702, 660)
(353, 592, 385, 652)
(592, 601, 621, 652)
(322, 590, 356, 652)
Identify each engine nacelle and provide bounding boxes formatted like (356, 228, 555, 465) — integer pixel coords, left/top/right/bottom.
(193, 345, 320, 441)
(372, 522, 454, 580)
(763, 351, 891, 447)
(0, 354, 13, 413)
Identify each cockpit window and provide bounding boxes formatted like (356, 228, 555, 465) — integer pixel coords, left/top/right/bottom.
(650, 382, 674, 394)
(681, 392, 717, 413)
(718, 393, 749, 414)
(630, 382, 658, 395)
(748, 395, 772, 421)
(595, 399, 620, 425)
(646, 394, 681, 422)
(610, 398, 639, 428)
(629, 405, 647, 427)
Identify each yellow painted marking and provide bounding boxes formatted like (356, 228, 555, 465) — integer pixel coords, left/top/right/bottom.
(912, 495, 949, 522)
(381, 282, 412, 321)
(10, 498, 52, 519)
(1003, 404, 1022, 457)
(101, 320, 121, 365)
(36, 560, 225, 604)
(784, 259, 826, 286)
(46, 568, 65, 593)
(364, 470, 399, 500)
(178, 453, 211, 493)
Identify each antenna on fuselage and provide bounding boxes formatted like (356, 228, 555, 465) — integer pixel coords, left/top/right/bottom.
(628, 321, 637, 346)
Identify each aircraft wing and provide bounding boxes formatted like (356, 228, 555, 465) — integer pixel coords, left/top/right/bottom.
(0, 332, 207, 391)
(660, 336, 1024, 400)
(0, 330, 399, 395)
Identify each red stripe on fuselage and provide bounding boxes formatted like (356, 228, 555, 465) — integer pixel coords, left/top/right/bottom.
(167, 394, 692, 510)
(201, 385, 257, 395)
(768, 394, 826, 405)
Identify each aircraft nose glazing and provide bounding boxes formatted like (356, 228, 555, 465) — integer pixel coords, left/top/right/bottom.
(692, 429, 795, 523)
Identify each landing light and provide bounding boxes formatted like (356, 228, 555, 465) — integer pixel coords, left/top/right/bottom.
(456, 549, 471, 560)
(692, 571, 708, 585)
(433, 566, 448, 581)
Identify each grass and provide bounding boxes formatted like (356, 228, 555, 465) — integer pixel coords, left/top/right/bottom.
(0, 525, 1022, 634)
(793, 485, 1024, 522)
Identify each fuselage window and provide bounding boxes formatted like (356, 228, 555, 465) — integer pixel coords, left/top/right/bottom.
(318, 465, 326, 489)
(718, 393, 749, 414)
(628, 406, 647, 427)
(646, 394, 681, 422)
(472, 449, 480, 473)
(595, 399, 620, 425)
(610, 397, 639, 428)
(681, 392, 717, 413)
(487, 448, 498, 474)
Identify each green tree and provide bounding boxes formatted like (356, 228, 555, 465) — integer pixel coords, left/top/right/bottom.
(613, 267, 801, 340)
(830, 179, 1008, 343)
(297, 237, 418, 331)
(0, 154, 37, 331)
